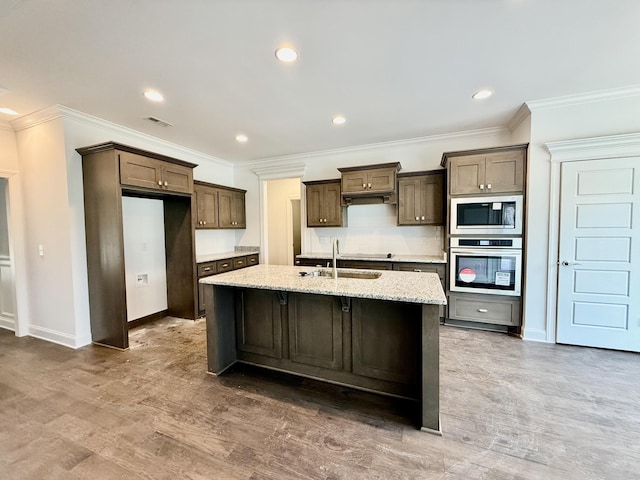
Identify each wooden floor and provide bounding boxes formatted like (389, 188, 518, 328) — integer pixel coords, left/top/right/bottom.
(0, 318, 638, 479)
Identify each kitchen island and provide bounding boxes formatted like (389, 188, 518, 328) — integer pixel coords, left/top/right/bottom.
(200, 264, 446, 433)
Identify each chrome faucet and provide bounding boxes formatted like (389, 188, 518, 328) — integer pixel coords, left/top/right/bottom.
(332, 238, 340, 279)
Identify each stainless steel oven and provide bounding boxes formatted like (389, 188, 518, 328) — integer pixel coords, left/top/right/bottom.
(450, 195, 523, 236)
(449, 237, 522, 296)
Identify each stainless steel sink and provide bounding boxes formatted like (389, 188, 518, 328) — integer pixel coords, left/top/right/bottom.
(305, 269, 381, 280)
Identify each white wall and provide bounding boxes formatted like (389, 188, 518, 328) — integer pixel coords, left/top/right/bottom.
(122, 197, 168, 321)
(522, 93, 640, 342)
(266, 178, 301, 265)
(234, 128, 512, 256)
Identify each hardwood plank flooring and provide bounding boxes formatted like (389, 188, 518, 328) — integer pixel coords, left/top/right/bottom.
(0, 318, 638, 479)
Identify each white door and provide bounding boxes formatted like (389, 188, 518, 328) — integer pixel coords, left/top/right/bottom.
(557, 158, 639, 352)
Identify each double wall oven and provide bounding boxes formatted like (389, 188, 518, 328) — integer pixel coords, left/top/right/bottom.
(449, 195, 523, 298)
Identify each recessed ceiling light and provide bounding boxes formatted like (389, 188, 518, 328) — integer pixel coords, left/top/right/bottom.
(144, 90, 164, 102)
(0, 107, 18, 115)
(275, 46, 298, 63)
(332, 115, 347, 125)
(235, 134, 248, 143)
(472, 89, 493, 100)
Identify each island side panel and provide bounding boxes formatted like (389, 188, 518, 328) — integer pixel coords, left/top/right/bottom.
(421, 303, 441, 435)
(205, 285, 237, 374)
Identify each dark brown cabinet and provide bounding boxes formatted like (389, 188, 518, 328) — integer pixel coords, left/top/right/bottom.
(443, 146, 526, 196)
(194, 182, 218, 228)
(397, 170, 445, 225)
(304, 179, 344, 227)
(193, 181, 246, 229)
(288, 293, 343, 370)
(197, 254, 260, 315)
(78, 142, 198, 350)
(236, 289, 282, 358)
(218, 187, 246, 228)
(339, 163, 400, 195)
(120, 151, 193, 194)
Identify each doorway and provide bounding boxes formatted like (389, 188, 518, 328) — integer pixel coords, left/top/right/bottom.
(0, 178, 16, 332)
(265, 178, 301, 265)
(556, 157, 639, 352)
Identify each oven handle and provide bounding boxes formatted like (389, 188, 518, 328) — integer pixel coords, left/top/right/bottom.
(450, 248, 522, 256)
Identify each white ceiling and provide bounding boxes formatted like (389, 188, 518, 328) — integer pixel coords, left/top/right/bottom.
(1, 0, 639, 163)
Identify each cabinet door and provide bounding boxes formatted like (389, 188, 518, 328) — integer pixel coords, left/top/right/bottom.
(119, 151, 161, 190)
(420, 173, 444, 224)
(449, 155, 486, 195)
(484, 150, 525, 194)
(305, 184, 324, 227)
(217, 188, 233, 228)
(341, 171, 368, 194)
(352, 298, 420, 385)
(161, 164, 193, 194)
(323, 183, 343, 226)
(231, 191, 246, 228)
(195, 187, 218, 228)
(398, 177, 420, 225)
(288, 293, 343, 370)
(236, 289, 282, 358)
(367, 167, 396, 192)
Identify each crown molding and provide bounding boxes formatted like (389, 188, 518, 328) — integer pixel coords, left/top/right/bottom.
(527, 85, 640, 111)
(507, 103, 531, 132)
(240, 126, 508, 168)
(252, 162, 306, 180)
(0, 121, 13, 132)
(545, 132, 640, 163)
(10, 104, 233, 167)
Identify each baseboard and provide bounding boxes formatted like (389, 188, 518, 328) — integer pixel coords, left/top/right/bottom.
(522, 327, 551, 343)
(0, 316, 15, 332)
(28, 325, 92, 349)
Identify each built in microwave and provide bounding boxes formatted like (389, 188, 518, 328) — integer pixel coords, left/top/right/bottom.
(450, 195, 523, 236)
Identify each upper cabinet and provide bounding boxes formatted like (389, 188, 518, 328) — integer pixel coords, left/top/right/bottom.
(442, 145, 527, 196)
(119, 151, 193, 194)
(304, 179, 344, 227)
(194, 181, 246, 229)
(218, 187, 246, 229)
(397, 170, 445, 226)
(338, 162, 401, 205)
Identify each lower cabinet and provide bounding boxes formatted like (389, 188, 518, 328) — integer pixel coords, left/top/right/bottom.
(351, 299, 420, 386)
(235, 289, 282, 358)
(447, 292, 521, 326)
(288, 293, 343, 370)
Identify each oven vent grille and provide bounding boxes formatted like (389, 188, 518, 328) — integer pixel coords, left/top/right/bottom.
(145, 116, 172, 127)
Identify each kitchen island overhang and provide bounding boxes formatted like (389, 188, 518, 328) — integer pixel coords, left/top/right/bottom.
(200, 265, 446, 434)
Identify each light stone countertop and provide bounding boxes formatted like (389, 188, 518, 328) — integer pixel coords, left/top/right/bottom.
(200, 264, 446, 305)
(196, 251, 259, 263)
(297, 252, 447, 264)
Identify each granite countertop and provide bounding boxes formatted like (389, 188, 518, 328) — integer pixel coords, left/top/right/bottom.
(200, 264, 446, 305)
(196, 251, 259, 263)
(297, 252, 447, 264)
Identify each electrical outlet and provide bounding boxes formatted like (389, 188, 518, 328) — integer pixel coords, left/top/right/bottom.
(136, 274, 148, 287)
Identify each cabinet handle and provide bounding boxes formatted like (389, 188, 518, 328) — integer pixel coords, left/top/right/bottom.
(203, 267, 211, 272)
(362, 183, 366, 189)
(158, 180, 162, 186)
(415, 216, 419, 221)
(368, 182, 372, 189)
(203, 221, 206, 225)
(421, 216, 425, 220)
(237, 261, 243, 265)
(222, 263, 228, 268)
(477, 308, 488, 313)
(479, 184, 485, 190)
(487, 183, 492, 190)
(413, 269, 422, 272)
(164, 181, 168, 187)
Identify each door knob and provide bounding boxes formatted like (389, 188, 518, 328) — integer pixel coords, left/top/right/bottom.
(560, 261, 582, 266)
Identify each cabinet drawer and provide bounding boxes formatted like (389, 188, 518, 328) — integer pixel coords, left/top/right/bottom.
(233, 257, 247, 269)
(216, 259, 234, 273)
(448, 294, 521, 326)
(338, 260, 393, 270)
(197, 262, 217, 277)
(246, 254, 259, 266)
(392, 263, 445, 287)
